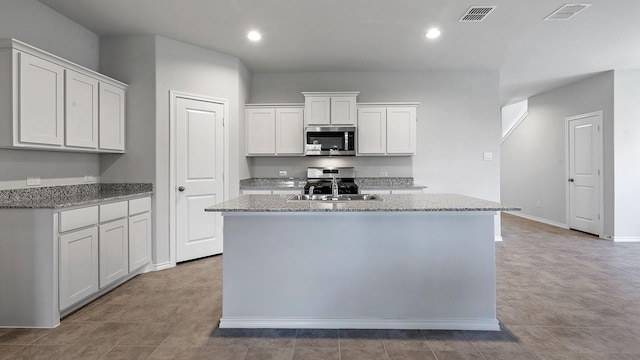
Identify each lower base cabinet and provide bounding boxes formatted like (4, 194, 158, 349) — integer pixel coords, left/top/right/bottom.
(59, 196, 152, 311)
(129, 212, 151, 271)
(59, 226, 99, 310)
(99, 218, 129, 289)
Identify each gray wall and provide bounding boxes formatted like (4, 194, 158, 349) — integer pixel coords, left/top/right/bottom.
(613, 70, 640, 239)
(501, 72, 614, 234)
(0, 0, 100, 189)
(154, 36, 249, 266)
(249, 71, 501, 201)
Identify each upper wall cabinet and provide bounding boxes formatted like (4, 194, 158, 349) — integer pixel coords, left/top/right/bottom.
(0, 38, 127, 153)
(302, 92, 359, 126)
(246, 104, 304, 156)
(357, 103, 418, 156)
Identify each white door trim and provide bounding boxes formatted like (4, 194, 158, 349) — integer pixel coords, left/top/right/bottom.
(565, 110, 603, 237)
(169, 91, 229, 266)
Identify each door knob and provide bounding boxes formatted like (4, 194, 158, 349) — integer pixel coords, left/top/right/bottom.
(178, 186, 186, 192)
(568, 178, 574, 182)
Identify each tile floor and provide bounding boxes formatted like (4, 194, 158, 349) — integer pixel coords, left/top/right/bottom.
(1, 213, 640, 359)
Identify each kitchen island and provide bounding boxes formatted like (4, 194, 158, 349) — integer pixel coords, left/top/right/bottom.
(205, 193, 518, 331)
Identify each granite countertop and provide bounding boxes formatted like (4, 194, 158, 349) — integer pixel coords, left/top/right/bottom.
(0, 183, 153, 209)
(205, 193, 519, 213)
(239, 177, 426, 191)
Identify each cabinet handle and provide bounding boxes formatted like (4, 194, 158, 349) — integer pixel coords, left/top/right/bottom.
(178, 186, 186, 192)
(568, 178, 574, 182)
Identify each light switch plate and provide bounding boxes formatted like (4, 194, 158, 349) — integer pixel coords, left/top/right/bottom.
(26, 177, 41, 186)
(483, 152, 493, 161)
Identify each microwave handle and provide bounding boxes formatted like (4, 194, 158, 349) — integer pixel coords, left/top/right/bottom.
(345, 132, 348, 151)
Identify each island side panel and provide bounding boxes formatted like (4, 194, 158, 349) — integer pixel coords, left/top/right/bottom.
(221, 212, 498, 330)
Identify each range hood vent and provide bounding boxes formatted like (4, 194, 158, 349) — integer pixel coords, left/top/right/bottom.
(544, 3, 591, 20)
(459, 6, 497, 22)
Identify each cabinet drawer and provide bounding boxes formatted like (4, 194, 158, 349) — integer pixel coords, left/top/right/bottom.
(129, 197, 151, 215)
(99, 201, 128, 223)
(59, 206, 99, 232)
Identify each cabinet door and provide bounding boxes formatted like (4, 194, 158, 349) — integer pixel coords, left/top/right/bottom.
(18, 52, 64, 147)
(246, 108, 276, 155)
(99, 82, 126, 151)
(387, 107, 417, 155)
(99, 219, 129, 288)
(129, 212, 152, 271)
(59, 226, 99, 310)
(304, 96, 330, 126)
(241, 190, 273, 195)
(65, 70, 99, 149)
(357, 107, 386, 155)
(331, 96, 357, 126)
(275, 108, 303, 155)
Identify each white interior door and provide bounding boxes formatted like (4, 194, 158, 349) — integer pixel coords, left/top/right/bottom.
(568, 112, 602, 235)
(176, 97, 224, 262)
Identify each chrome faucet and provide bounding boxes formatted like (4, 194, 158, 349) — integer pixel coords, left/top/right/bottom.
(308, 185, 315, 195)
(332, 176, 339, 198)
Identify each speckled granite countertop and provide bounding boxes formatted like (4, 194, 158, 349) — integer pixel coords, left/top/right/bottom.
(206, 193, 519, 213)
(239, 177, 426, 191)
(0, 183, 153, 209)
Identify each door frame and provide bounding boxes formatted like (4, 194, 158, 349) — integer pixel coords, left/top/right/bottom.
(564, 110, 603, 237)
(169, 91, 229, 266)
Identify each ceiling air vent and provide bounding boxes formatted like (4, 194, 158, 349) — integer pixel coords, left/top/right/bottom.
(544, 3, 591, 20)
(459, 6, 497, 22)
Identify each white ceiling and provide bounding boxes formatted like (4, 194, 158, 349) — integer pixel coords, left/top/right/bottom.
(39, 0, 640, 105)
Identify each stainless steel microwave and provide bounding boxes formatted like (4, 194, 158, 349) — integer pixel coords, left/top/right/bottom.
(305, 126, 356, 156)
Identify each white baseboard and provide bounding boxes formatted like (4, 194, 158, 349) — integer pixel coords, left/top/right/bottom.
(506, 211, 569, 229)
(495, 236, 503, 242)
(219, 317, 500, 331)
(148, 261, 173, 271)
(610, 236, 640, 243)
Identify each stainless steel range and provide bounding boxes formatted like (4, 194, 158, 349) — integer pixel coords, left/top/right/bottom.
(304, 167, 358, 195)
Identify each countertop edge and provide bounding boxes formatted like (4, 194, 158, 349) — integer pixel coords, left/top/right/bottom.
(0, 191, 154, 209)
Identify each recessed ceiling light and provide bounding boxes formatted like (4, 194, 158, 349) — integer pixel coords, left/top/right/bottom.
(247, 31, 262, 41)
(425, 28, 441, 39)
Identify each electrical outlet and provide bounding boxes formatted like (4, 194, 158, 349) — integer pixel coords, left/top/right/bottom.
(279, 170, 287, 177)
(483, 152, 493, 161)
(379, 171, 388, 177)
(26, 177, 41, 186)
(84, 175, 94, 182)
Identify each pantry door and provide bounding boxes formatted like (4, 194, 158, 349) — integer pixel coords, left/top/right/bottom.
(175, 95, 225, 262)
(567, 111, 602, 236)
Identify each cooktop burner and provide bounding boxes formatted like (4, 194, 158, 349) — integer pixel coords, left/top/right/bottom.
(303, 167, 359, 195)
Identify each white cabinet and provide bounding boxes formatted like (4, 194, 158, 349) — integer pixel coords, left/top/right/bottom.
(245, 105, 304, 156)
(303, 92, 359, 126)
(241, 189, 273, 195)
(360, 188, 423, 195)
(59, 226, 99, 310)
(241, 189, 303, 195)
(99, 82, 126, 151)
(99, 218, 128, 288)
(18, 51, 65, 147)
(0, 38, 127, 153)
(129, 212, 152, 271)
(357, 107, 387, 155)
(246, 108, 276, 155)
(58, 196, 151, 311)
(65, 70, 99, 149)
(387, 107, 417, 155)
(276, 108, 304, 155)
(357, 104, 418, 156)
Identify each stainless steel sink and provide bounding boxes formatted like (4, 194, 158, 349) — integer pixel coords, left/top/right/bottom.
(287, 194, 384, 202)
